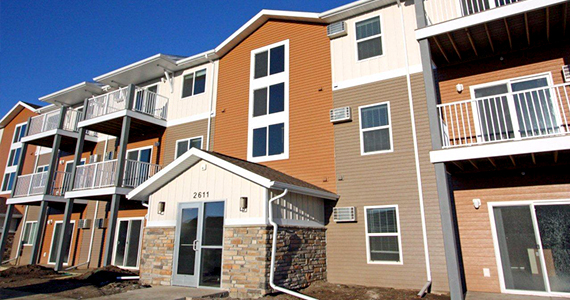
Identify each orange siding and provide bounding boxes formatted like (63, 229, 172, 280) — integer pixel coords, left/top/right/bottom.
(214, 20, 336, 192)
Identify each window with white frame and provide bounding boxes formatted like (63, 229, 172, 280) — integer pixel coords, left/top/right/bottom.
(355, 16, 383, 61)
(248, 40, 289, 162)
(359, 102, 392, 155)
(22, 221, 38, 245)
(2, 122, 27, 193)
(365, 206, 402, 264)
(181, 69, 207, 98)
(175, 136, 203, 159)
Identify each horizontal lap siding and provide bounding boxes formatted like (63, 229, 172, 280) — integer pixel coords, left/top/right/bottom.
(328, 74, 448, 292)
(160, 119, 209, 166)
(452, 171, 570, 293)
(214, 20, 336, 193)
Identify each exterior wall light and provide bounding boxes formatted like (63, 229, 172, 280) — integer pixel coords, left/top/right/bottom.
(473, 198, 481, 210)
(158, 201, 165, 215)
(240, 197, 248, 212)
(456, 83, 464, 93)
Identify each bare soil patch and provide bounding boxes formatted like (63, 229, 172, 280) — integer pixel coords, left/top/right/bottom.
(0, 265, 149, 299)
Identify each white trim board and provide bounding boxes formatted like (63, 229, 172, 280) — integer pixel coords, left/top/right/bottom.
(430, 135, 570, 163)
(415, 0, 567, 40)
(333, 64, 422, 91)
(64, 187, 132, 199)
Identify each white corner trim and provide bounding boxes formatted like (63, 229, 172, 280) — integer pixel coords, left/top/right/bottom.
(333, 64, 422, 91)
(430, 135, 570, 163)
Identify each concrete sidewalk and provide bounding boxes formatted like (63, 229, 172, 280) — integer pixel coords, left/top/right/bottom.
(90, 286, 228, 300)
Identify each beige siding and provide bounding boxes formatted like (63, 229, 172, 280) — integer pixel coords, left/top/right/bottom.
(328, 74, 449, 292)
(148, 161, 267, 225)
(330, 3, 421, 87)
(270, 190, 325, 226)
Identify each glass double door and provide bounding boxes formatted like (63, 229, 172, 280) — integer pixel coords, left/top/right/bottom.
(113, 218, 143, 268)
(172, 201, 224, 287)
(492, 202, 570, 295)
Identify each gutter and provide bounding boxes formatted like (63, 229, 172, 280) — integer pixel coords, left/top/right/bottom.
(205, 54, 217, 151)
(268, 189, 318, 300)
(397, 0, 432, 295)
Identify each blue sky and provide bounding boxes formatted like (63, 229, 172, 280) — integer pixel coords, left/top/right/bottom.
(0, 0, 349, 116)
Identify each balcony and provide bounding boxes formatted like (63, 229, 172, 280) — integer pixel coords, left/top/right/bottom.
(9, 171, 73, 204)
(431, 83, 570, 163)
(78, 86, 168, 137)
(417, 0, 568, 66)
(68, 159, 162, 200)
(21, 109, 97, 152)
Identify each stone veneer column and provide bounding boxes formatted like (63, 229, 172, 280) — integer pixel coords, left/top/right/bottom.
(140, 227, 175, 286)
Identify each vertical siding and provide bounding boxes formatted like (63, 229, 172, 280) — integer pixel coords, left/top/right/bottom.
(214, 20, 336, 193)
(328, 74, 448, 292)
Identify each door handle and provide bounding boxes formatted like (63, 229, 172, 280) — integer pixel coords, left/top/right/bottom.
(192, 240, 199, 251)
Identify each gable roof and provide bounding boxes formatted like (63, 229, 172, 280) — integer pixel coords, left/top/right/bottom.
(0, 101, 41, 128)
(127, 148, 338, 201)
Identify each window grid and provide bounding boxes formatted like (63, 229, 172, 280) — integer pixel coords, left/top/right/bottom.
(359, 102, 393, 155)
(181, 69, 207, 98)
(175, 136, 203, 159)
(364, 205, 403, 264)
(22, 221, 38, 245)
(355, 16, 383, 61)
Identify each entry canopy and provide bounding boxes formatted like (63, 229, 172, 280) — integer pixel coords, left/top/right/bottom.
(127, 148, 338, 201)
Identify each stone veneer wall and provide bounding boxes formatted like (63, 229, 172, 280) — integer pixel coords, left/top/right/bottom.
(140, 227, 175, 286)
(222, 225, 326, 298)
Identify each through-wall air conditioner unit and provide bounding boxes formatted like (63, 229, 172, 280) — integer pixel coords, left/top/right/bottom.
(78, 219, 92, 229)
(330, 107, 351, 123)
(333, 207, 356, 222)
(96, 218, 108, 229)
(327, 21, 347, 39)
(563, 65, 570, 82)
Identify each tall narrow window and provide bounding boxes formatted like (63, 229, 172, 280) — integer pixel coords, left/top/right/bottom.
(182, 69, 207, 98)
(365, 206, 402, 264)
(248, 40, 289, 162)
(355, 16, 383, 61)
(359, 102, 392, 155)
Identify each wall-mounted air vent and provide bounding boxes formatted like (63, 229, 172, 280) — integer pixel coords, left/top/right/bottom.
(327, 21, 347, 39)
(96, 218, 108, 229)
(330, 107, 351, 123)
(78, 219, 92, 229)
(563, 65, 570, 82)
(333, 207, 356, 222)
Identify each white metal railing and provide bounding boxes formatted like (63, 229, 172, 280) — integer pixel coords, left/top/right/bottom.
(122, 160, 162, 188)
(74, 160, 118, 190)
(84, 86, 168, 121)
(438, 83, 570, 148)
(51, 171, 72, 196)
(423, 0, 522, 26)
(26, 109, 82, 136)
(12, 172, 48, 197)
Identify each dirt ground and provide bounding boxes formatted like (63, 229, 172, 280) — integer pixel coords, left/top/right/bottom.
(0, 264, 148, 299)
(227, 281, 451, 300)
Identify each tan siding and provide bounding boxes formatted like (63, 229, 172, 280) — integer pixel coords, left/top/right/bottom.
(160, 119, 209, 166)
(328, 74, 448, 292)
(214, 20, 336, 193)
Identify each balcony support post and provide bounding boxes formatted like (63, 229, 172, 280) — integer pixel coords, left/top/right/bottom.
(102, 194, 121, 266)
(69, 128, 86, 191)
(43, 134, 62, 196)
(415, 0, 465, 299)
(54, 198, 74, 271)
(0, 205, 14, 262)
(29, 201, 49, 264)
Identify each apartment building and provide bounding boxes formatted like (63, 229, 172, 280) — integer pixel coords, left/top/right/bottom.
(414, 0, 570, 298)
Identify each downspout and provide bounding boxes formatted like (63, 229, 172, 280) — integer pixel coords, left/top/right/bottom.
(397, 0, 432, 295)
(2, 206, 28, 264)
(205, 54, 217, 151)
(65, 200, 99, 270)
(268, 189, 317, 300)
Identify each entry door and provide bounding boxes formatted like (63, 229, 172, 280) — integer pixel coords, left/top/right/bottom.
(48, 221, 75, 264)
(172, 201, 225, 287)
(113, 218, 143, 268)
(492, 202, 570, 295)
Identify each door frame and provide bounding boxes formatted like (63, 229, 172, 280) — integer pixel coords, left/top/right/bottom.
(172, 200, 226, 288)
(47, 220, 76, 265)
(111, 217, 144, 269)
(488, 199, 570, 298)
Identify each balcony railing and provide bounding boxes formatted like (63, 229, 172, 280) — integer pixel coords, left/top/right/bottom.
(12, 171, 72, 198)
(438, 83, 570, 148)
(84, 86, 168, 121)
(423, 0, 522, 26)
(73, 159, 162, 190)
(27, 109, 83, 136)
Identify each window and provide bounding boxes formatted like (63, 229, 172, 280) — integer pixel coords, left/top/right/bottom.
(7, 148, 21, 167)
(1, 172, 16, 192)
(359, 102, 392, 155)
(12, 123, 27, 143)
(175, 136, 203, 159)
(355, 16, 383, 61)
(365, 206, 402, 264)
(248, 40, 289, 162)
(22, 221, 38, 245)
(36, 165, 49, 173)
(181, 69, 207, 98)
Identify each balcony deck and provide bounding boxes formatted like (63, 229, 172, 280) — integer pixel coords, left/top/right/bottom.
(7, 171, 87, 205)
(78, 86, 168, 137)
